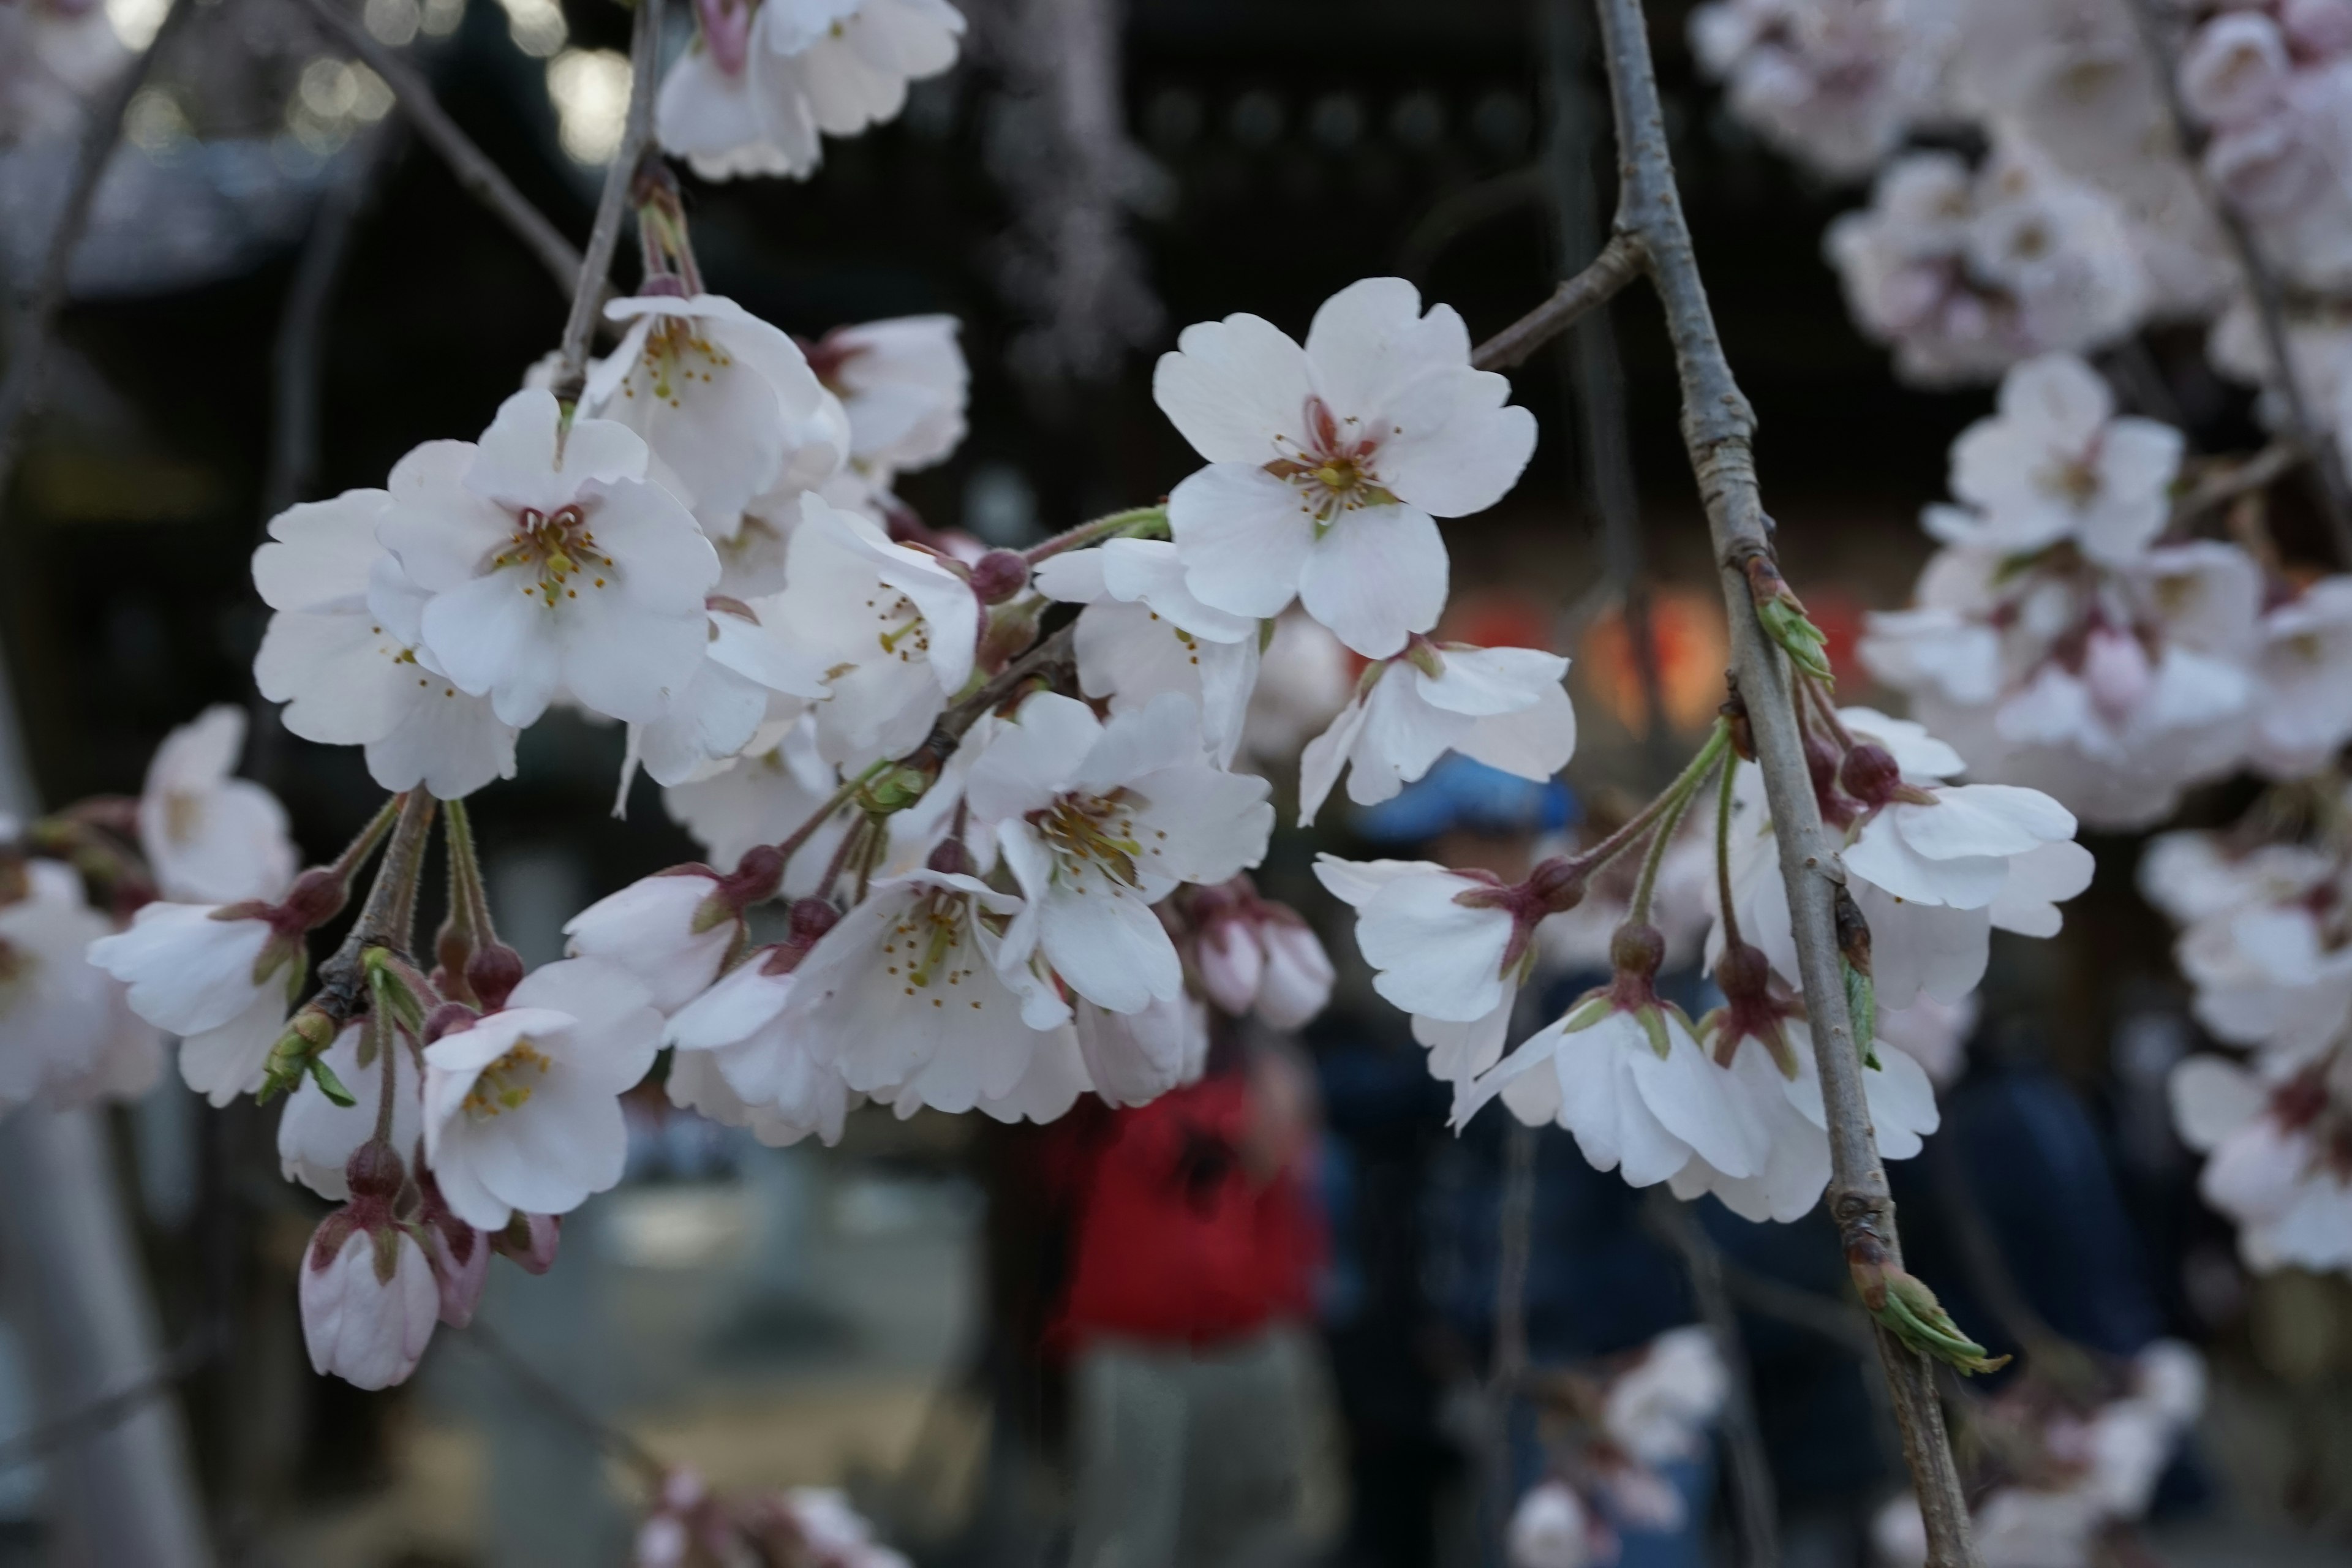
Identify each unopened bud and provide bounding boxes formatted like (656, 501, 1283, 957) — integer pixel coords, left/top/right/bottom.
(1838, 744, 1901, 809)
(466, 942, 524, 1012)
(1713, 940, 1773, 1001)
(1526, 856, 1589, 914)
(720, 844, 785, 905)
(969, 549, 1030, 604)
(279, 867, 349, 930)
(1609, 921, 1666, 979)
(926, 838, 975, 877)
(423, 1001, 480, 1044)
(345, 1140, 405, 1202)
(785, 897, 841, 949)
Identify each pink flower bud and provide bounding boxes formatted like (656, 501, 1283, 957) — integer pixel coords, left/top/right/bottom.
(277, 867, 349, 931)
(1197, 918, 1265, 1015)
(2081, 625, 2154, 721)
(1610, 922, 1667, 981)
(416, 1170, 489, 1329)
(301, 1156, 437, 1392)
(968, 549, 1030, 604)
(491, 1211, 562, 1275)
(422, 1001, 480, 1044)
(1256, 919, 1335, 1030)
(1837, 743, 1902, 809)
(466, 941, 524, 1011)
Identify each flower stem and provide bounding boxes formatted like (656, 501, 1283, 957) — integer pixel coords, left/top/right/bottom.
(441, 798, 499, 949)
(1630, 746, 1717, 927)
(1021, 505, 1168, 564)
(326, 793, 404, 884)
(1713, 747, 1743, 952)
(370, 1005, 400, 1148)
(1573, 720, 1730, 880)
(769, 760, 890, 874)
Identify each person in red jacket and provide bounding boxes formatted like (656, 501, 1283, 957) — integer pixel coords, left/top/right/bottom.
(1051, 1044, 1326, 1568)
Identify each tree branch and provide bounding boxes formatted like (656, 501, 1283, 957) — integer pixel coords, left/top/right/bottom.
(302, 0, 592, 306)
(2123, 0, 2352, 567)
(2169, 441, 2302, 533)
(1471, 232, 1645, 372)
(1582, 0, 1978, 1560)
(0, 0, 200, 516)
(553, 0, 665, 399)
(1646, 1193, 1782, 1568)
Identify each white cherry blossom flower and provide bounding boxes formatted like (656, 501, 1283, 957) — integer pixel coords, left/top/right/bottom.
(770, 498, 979, 768)
(805, 314, 970, 482)
(663, 949, 856, 1146)
(253, 490, 519, 799)
(2247, 576, 2352, 778)
(584, 292, 839, 543)
(1604, 1325, 1727, 1463)
(0, 860, 117, 1112)
(1689, 0, 1953, 181)
(1155, 277, 1538, 658)
(967, 692, 1273, 1014)
(2171, 1050, 2352, 1272)
(1035, 538, 1262, 767)
(1298, 641, 1576, 826)
(420, 959, 663, 1231)
(623, 596, 832, 792)
(1073, 992, 1205, 1107)
(1506, 1482, 1598, 1568)
(136, 706, 295, 904)
(657, 0, 966, 183)
(564, 861, 772, 1015)
(1313, 853, 1524, 1024)
(89, 899, 301, 1103)
(782, 869, 1074, 1112)
(1939, 355, 2183, 565)
(376, 389, 720, 729)
(279, 1023, 423, 1201)
(2138, 827, 2331, 930)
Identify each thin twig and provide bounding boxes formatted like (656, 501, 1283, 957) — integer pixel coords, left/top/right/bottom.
(2168, 440, 2302, 532)
(554, 0, 665, 399)
(0, 0, 200, 514)
(1581, 0, 1979, 1559)
(460, 1319, 665, 1483)
(2123, 0, 2352, 566)
(1471, 233, 1646, 372)
(302, 0, 589, 303)
(0, 1327, 216, 1474)
(1645, 1194, 1781, 1568)
(1488, 1121, 1539, 1556)
(313, 791, 436, 1021)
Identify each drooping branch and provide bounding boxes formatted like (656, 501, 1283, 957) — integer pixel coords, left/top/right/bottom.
(1580, 0, 1980, 1560)
(301, 0, 594, 305)
(2123, 0, 2352, 567)
(1470, 232, 1645, 372)
(0, 0, 200, 518)
(553, 0, 666, 400)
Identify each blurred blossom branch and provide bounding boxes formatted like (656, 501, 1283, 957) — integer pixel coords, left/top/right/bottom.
(0, 0, 198, 521)
(1470, 233, 1645, 373)
(2169, 439, 2304, 533)
(301, 0, 592, 306)
(553, 0, 665, 402)
(1646, 1193, 1782, 1568)
(1579, 0, 1979, 1558)
(2124, 0, 2352, 565)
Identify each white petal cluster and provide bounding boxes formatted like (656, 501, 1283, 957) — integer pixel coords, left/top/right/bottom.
(2143, 813, 2352, 1275)
(1154, 277, 1538, 658)
(655, 0, 965, 183)
(137, 706, 297, 903)
(1861, 354, 2352, 828)
(2179, 2, 2352, 294)
(0, 859, 161, 1114)
(1688, 0, 1954, 181)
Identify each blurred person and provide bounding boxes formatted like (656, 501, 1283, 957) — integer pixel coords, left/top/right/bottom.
(1052, 1036, 1327, 1568)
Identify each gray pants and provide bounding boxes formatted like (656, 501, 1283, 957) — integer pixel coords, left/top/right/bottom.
(1068, 1328, 1308, 1568)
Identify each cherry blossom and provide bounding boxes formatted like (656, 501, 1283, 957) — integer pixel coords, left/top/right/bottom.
(622, 596, 833, 793)
(375, 389, 720, 730)
(1072, 993, 1206, 1107)
(1506, 1482, 1599, 1568)
(1035, 538, 1262, 767)
(804, 315, 970, 484)
(564, 855, 783, 1015)
(780, 869, 1076, 1113)
(2247, 576, 2352, 778)
(1935, 354, 2182, 565)
(2171, 1050, 2352, 1272)
(253, 489, 519, 800)
(1298, 639, 1576, 826)
(1313, 854, 1526, 1026)
(0, 859, 119, 1112)
(662, 906, 859, 1146)
(2179, 3, 2352, 292)
(1826, 146, 2150, 386)
(655, 0, 967, 183)
(1602, 1325, 1727, 1463)
(769, 498, 979, 768)
(584, 292, 842, 545)
(1860, 539, 2264, 830)
(420, 959, 663, 1231)
(1688, 0, 1953, 181)
(89, 899, 298, 1106)
(300, 1145, 439, 1392)
(967, 692, 1273, 1014)
(136, 706, 296, 905)
(1189, 881, 1335, 1030)
(1155, 277, 1538, 657)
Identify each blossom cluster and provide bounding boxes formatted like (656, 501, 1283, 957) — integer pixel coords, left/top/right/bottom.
(1860, 352, 2352, 829)
(1871, 1341, 2205, 1567)
(1504, 1326, 1730, 1568)
(2142, 810, 2352, 1275)
(635, 1469, 907, 1568)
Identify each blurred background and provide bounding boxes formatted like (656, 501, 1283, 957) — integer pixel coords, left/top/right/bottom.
(2, 0, 2351, 1564)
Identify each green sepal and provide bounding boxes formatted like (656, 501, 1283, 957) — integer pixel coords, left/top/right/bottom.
(1869, 1272, 2011, 1376)
(1757, 597, 1834, 681)
(306, 1053, 358, 1109)
(1635, 1003, 1673, 1062)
